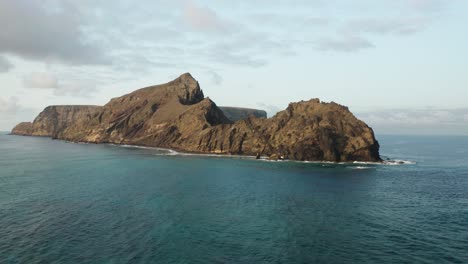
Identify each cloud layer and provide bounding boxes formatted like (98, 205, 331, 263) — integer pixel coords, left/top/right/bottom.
(0, 56, 13, 73)
(357, 108, 468, 135)
(0, 97, 37, 131)
(1, 0, 448, 88)
(0, 0, 463, 132)
(182, 0, 232, 32)
(23, 72, 58, 89)
(22, 72, 96, 97)
(0, 1, 107, 65)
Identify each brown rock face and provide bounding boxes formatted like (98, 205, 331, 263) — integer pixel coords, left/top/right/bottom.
(31, 106, 101, 138)
(11, 73, 381, 162)
(11, 122, 33, 136)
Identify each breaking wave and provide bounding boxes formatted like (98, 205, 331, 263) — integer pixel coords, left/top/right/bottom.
(111, 143, 416, 166)
(349, 166, 375, 170)
(353, 159, 416, 166)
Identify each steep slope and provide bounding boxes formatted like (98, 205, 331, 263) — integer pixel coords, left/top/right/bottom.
(184, 99, 380, 161)
(11, 73, 381, 162)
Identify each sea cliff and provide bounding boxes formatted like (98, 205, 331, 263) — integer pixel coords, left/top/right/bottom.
(12, 73, 381, 162)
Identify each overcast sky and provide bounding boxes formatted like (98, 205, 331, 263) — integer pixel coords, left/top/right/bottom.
(0, 0, 467, 135)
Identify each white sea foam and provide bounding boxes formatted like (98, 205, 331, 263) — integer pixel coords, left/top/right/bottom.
(353, 159, 416, 166)
(155, 150, 256, 159)
(382, 159, 416, 165)
(349, 166, 374, 170)
(119, 144, 155, 150)
(109, 143, 416, 166)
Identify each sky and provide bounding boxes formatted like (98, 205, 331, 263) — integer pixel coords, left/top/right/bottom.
(0, 0, 467, 135)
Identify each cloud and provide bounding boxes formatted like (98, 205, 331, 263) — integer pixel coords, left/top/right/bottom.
(182, 0, 232, 32)
(0, 0, 460, 104)
(0, 97, 21, 115)
(208, 71, 223, 85)
(314, 35, 374, 52)
(246, 13, 330, 30)
(207, 48, 267, 67)
(304, 17, 331, 27)
(0, 56, 13, 73)
(345, 18, 429, 35)
(311, 15, 430, 52)
(23, 72, 58, 89)
(0, 97, 37, 131)
(360, 109, 468, 125)
(357, 108, 468, 135)
(409, 0, 446, 11)
(22, 72, 96, 97)
(53, 82, 97, 98)
(0, 1, 108, 65)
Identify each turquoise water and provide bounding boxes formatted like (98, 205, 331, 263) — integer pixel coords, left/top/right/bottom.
(0, 133, 467, 263)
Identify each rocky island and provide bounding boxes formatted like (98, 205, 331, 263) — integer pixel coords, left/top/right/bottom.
(11, 73, 381, 162)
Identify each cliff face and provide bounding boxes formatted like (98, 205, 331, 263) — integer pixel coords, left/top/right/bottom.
(11, 106, 101, 137)
(219, 107, 267, 122)
(11, 122, 33, 136)
(11, 73, 381, 162)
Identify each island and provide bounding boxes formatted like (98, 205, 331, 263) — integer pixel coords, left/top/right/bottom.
(11, 73, 381, 162)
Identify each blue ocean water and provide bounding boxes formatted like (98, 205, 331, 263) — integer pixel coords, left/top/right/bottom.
(0, 133, 467, 264)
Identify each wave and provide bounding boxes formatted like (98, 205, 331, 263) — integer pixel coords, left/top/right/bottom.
(383, 159, 416, 165)
(108, 143, 416, 166)
(118, 144, 158, 150)
(353, 159, 416, 166)
(168, 152, 256, 159)
(348, 166, 375, 170)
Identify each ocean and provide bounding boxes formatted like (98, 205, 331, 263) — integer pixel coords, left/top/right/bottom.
(0, 132, 467, 263)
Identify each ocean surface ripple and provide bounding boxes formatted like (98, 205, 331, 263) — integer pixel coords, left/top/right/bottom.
(1, 134, 467, 263)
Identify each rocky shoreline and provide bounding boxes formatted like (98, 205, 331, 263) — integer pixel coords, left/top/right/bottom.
(12, 73, 381, 162)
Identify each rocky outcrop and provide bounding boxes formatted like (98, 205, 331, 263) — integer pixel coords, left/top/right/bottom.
(11, 122, 33, 136)
(219, 107, 267, 122)
(23, 105, 102, 138)
(11, 73, 381, 162)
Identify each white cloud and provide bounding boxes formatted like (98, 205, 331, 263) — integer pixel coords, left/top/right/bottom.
(0, 97, 20, 114)
(314, 35, 374, 52)
(182, 0, 231, 32)
(0, 56, 13, 73)
(345, 17, 429, 35)
(54, 82, 97, 98)
(0, 97, 37, 131)
(22, 72, 96, 97)
(23, 72, 58, 89)
(0, 0, 463, 115)
(409, 0, 446, 11)
(305, 17, 331, 27)
(357, 108, 468, 135)
(0, 1, 108, 65)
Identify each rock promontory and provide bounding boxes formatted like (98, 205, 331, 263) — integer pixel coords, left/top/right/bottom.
(11, 73, 381, 162)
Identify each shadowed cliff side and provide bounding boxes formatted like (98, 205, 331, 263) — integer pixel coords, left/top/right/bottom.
(219, 107, 267, 122)
(11, 73, 381, 162)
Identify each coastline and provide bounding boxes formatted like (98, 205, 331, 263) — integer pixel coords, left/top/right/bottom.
(7, 134, 413, 166)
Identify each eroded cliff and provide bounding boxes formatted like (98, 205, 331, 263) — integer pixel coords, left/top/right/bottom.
(11, 73, 381, 162)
